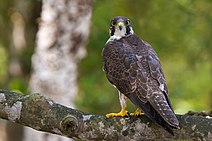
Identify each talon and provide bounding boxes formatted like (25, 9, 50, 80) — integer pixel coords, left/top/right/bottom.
(127, 112, 131, 117)
(106, 108, 129, 118)
(130, 108, 143, 116)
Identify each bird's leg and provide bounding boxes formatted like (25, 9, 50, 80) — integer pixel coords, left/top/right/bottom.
(130, 108, 143, 116)
(106, 92, 129, 118)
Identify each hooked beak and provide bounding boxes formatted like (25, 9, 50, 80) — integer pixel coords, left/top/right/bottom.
(116, 21, 125, 31)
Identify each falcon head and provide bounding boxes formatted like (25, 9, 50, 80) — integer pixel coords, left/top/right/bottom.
(109, 16, 134, 39)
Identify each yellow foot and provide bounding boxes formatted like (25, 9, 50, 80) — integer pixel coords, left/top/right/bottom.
(130, 108, 143, 116)
(106, 108, 129, 118)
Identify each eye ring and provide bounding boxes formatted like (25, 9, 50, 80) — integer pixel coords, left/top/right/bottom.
(125, 20, 130, 25)
(111, 20, 115, 26)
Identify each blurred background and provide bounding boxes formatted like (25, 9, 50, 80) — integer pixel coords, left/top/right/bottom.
(77, 0, 212, 114)
(0, 0, 211, 140)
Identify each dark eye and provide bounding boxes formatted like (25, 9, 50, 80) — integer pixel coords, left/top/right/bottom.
(126, 20, 130, 25)
(111, 20, 115, 26)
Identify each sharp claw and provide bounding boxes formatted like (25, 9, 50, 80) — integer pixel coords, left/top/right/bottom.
(130, 108, 143, 116)
(127, 112, 131, 117)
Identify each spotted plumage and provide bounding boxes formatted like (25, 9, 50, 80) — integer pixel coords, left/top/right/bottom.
(103, 16, 179, 135)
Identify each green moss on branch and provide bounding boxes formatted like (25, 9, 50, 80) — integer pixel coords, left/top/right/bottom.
(0, 89, 211, 140)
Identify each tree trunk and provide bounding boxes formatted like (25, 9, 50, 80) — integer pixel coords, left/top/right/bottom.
(26, 0, 92, 141)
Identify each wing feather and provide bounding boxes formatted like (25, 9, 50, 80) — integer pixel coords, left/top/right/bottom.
(103, 34, 179, 133)
(127, 93, 175, 135)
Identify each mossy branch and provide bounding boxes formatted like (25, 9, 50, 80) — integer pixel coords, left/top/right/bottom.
(0, 89, 211, 140)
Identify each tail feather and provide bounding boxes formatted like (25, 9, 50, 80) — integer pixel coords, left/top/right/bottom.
(127, 94, 178, 135)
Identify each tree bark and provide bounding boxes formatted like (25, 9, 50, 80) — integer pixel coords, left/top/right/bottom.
(27, 0, 92, 140)
(0, 90, 211, 141)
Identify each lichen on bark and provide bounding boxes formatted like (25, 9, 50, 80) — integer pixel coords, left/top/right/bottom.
(0, 89, 211, 141)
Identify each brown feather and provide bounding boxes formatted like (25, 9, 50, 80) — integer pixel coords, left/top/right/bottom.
(103, 33, 179, 134)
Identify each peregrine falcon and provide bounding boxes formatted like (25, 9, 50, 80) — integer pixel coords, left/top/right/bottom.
(102, 16, 179, 135)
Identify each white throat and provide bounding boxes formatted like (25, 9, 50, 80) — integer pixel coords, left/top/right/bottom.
(106, 27, 134, 44)
(114, 27, 127, 39)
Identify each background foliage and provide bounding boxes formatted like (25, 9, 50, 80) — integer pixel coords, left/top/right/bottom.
(77, 0, 212, 114)
(0, 0, 211, 116)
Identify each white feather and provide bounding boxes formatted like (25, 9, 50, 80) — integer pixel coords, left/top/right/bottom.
(106, 26, 134, 44)
(159, 84, 164, 91)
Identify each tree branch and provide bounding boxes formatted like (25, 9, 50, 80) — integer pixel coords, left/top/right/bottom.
(0, 89, 211, 140)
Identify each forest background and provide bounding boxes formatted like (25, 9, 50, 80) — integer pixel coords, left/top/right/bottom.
(0, 0, 211, 120)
